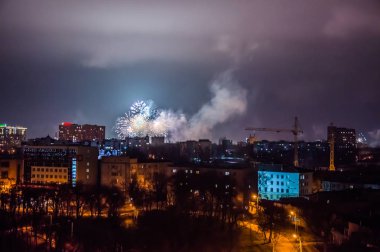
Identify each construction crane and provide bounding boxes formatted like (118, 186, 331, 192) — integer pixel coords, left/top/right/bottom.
(328, 123, 336, 171)
(245, 117, 303, 167)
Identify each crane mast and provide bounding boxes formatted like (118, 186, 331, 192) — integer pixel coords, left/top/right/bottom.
(328, 126, 336, 171)
(245, 117, 303, 167)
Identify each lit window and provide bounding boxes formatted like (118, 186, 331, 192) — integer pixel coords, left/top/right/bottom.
(225, 171, 230, 176)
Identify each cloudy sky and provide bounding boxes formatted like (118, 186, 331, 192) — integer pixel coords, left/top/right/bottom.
(0, 0, 379, 143)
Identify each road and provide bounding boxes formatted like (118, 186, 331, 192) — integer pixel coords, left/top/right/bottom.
(238, 220, 323, 252)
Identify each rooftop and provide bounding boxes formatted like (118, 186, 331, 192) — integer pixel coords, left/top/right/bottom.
(258, 163, 313, 173)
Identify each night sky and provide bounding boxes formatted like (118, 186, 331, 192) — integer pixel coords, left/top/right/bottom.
(0, 0, 379, 144)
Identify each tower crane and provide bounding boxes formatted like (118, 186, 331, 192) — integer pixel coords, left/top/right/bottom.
(245, 117, 303, 167)
(328, 123, 336, 171)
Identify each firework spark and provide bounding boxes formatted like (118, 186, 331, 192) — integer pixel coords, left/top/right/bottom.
(115, 100, 167, 138)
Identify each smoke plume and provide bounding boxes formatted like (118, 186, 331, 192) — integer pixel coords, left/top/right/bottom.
(368, 129, 380, 147)
(159, 70, 247, 141)
(115, 69, 247, 141)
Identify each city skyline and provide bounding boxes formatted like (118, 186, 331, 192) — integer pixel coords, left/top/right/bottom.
(1, 0, 379, 144)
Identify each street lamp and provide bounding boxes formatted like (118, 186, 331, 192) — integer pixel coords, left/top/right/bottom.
(293, 234, 302, 252)
(290, 211, 298, 233)
(252, 194, 259, 214)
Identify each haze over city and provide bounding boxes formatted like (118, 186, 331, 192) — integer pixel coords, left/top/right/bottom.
(1, 0, 379, 144)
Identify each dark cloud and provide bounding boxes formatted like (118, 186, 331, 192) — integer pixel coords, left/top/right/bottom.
(0, 0, 379, 142)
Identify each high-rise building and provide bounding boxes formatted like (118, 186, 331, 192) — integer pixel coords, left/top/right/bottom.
(58, 122, 105, 142)
(327, 124, 356, 165)
(0, 124, 27, 153)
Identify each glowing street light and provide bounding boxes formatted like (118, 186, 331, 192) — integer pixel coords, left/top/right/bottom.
(290, 210, 298, 233)
(251, 194, 259, 214)
(293, 234, 302, 252)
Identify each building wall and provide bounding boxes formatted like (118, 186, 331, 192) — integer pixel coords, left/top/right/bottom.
(23, 145, 98, 186)
(258, 171, 300, 200)
(100, 157, 173, 194)
(322, 180, 380, 191)
(75, 146, 99, 186)
(327, 125, 356, 165)
(0, 125, 27, 153)
(0, 158, 22, 191)
(31, 166, 68, 184)
(58, 123, 105, 142)
(170, 165, 252, 206)
(300, 172, 313, 195)
(100, 157, 138, 192)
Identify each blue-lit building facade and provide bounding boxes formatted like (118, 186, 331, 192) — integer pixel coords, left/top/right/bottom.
(258, 164, 313, 201)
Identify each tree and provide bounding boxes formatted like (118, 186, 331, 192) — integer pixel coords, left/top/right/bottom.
(257, 201, 288, 243)
(105, 187, 125, 218)
(151, 172, 168, 210)
(128, 175, 145, 209)
(73, 182, 85, 219)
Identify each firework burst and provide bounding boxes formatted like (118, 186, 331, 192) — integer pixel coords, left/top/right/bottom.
(115, 100, 167, 139)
